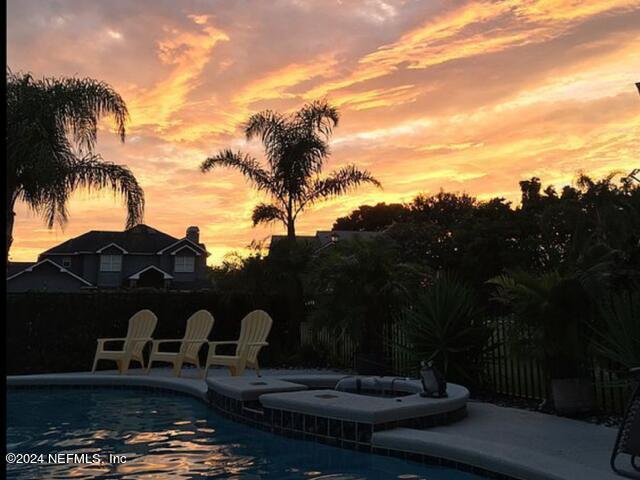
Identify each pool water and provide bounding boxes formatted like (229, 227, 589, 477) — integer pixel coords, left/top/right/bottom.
(7, 389, 486, 480)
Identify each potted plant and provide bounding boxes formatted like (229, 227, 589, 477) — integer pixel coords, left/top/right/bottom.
(489, 270, 597, 415)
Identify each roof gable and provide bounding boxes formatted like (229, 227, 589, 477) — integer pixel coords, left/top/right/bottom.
(128, 265, 173, 280)
(157, 237, 208, 256)
(96, 242, 128, 253)
(7, 259, 93, 286)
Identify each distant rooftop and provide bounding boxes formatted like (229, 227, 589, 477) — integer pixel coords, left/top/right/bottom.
(269, 230, 381, 254)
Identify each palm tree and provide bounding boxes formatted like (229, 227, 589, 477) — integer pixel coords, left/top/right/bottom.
(200, 100, 380, 240)
(309, 237, 425, 364)
(6, 70, 144, 263)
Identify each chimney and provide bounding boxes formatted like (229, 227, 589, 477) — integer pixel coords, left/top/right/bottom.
(186, 226, 200, 244)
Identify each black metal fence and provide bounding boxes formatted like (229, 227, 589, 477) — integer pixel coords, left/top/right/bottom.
(302, 318, 632, 415)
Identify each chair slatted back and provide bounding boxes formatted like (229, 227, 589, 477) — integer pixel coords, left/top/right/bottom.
(180, 310, 215, 358)
(235, 310, 273, 363)
(124, 310, 158, 357)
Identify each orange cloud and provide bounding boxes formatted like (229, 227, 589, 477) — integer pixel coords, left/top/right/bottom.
(127, 17, 229, 135)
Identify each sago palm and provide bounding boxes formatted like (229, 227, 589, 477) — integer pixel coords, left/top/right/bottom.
(401, 272, 492, 385)
(6, 70, 144, 262)
(200, 100, 380, 240)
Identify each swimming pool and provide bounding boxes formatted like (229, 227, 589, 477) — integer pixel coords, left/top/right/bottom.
(7, 389, 487, 479)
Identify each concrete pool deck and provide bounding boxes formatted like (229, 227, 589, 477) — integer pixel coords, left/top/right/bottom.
(7, 368, 623, 480)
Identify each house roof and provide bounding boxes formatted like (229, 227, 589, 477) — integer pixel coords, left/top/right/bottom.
(268, 230, 380, 253)
(7, 259, 93, 286)
(315, 230, 380, 244)
(40, 224, 207, 256)
(7, 261, 35, 277)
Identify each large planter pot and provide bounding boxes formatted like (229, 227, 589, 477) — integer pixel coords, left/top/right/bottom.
(551, 378, 596, 415)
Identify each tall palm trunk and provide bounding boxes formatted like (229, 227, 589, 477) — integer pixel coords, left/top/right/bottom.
(286, 195, 296, 241)
(286, 221, 296, 240)
(6, 190, 17, 268)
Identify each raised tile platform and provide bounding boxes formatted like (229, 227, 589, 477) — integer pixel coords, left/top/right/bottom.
(206, 376, 308, 401)
(259, 385, 468, 424)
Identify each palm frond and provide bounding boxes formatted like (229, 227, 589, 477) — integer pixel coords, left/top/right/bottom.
(7, 70, 143, 237)
(295, 99, 340, 138)
(8, 70, 128, 153)
(65, 155, 144, 229)
(201, 149, 275, 193)
(302, 165, 381, 210)
(244, 110, 286, 142)
(251, 203, 286, 226)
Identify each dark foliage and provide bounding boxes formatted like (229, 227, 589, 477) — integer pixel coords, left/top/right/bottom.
(6, 69, 144, 261)
(400, 273, 494, 386)
(336, 174, 640, 295)
(333, 203, 408, 231)
(308, 237, 427, 355)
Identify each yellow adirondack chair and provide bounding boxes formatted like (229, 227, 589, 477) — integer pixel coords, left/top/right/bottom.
(147, 310, 214, 377)
(204, 310, 273, 378)
(91, 309, 158, 374)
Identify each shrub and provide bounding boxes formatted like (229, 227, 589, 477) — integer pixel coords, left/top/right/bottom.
(400, 273, 493, 386)
(591, 289, 640, 373)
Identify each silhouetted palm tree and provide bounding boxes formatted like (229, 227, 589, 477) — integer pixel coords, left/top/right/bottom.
(6, 70, 144, 261)
(201, 100, 380, 240)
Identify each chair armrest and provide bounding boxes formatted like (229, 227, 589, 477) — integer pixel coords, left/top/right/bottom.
(152, 339, 186, 345)
(207, 341, 239, 355)
(97, 338, 126, 348)
(97, 337, 127, 343)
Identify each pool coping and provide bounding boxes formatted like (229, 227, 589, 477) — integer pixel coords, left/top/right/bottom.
(7, 371, 619, 480)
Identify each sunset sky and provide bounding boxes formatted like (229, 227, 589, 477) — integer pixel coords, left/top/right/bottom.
(7, 0, 640, 265)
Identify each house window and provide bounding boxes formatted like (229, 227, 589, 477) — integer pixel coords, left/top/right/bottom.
(100, 254, 122, 272)
(174, 255, 195, 273)
(62, 257, 72, 268)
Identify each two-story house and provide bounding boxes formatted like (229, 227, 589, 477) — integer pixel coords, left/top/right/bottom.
(7, 224, 210, 292)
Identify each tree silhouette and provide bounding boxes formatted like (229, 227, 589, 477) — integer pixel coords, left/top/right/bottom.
(201, 100, 380, 240)
(6, 69, 144, 261)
